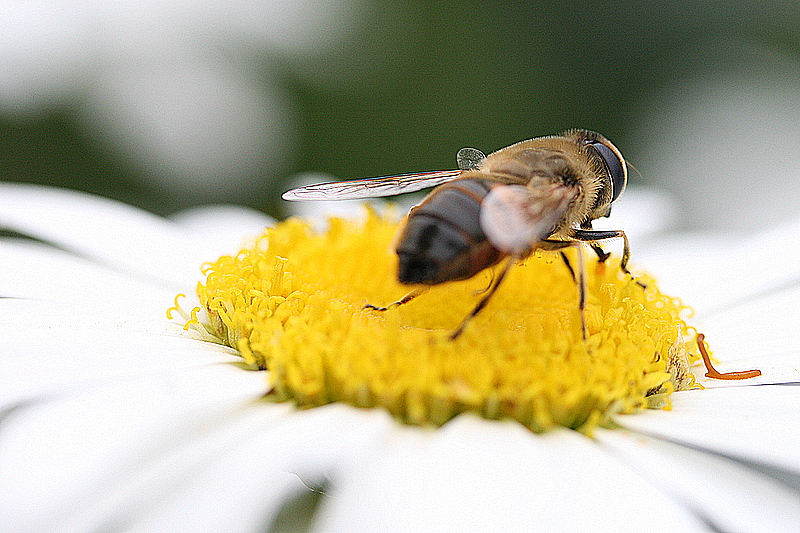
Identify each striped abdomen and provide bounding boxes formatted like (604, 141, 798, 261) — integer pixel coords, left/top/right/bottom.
(396, 177, 503, 285)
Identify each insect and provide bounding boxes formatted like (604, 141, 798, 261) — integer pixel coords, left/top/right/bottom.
(283, 129, 633, 340)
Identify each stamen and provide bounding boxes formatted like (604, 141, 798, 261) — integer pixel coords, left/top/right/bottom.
(166, 294, 188, 320)
(697, 334, 762, 380)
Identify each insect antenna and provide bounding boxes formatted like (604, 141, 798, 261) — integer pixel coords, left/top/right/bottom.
(625, 160, 642, 180)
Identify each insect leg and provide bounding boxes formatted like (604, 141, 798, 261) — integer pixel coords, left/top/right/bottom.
(364, 287, 427, 312)
(559, 251, 576, 282)
(450, 255, 516, 340)
(554, 242, 616, 281)
(571, 229, 645, 287)
(575, 242, 588, 341)
(580, 223, 611, 263)
(590, 244, 610, 263)
(541, 240, 590, 340)
(539, 239, 576, 279)
(472, 271, 496, 296)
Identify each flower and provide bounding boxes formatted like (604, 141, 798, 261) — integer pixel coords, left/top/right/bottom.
(191, 212, 700, 433)
(1, 182, 799, 532)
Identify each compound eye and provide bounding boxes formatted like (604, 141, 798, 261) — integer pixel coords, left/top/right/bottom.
(587, 141, 627, 202)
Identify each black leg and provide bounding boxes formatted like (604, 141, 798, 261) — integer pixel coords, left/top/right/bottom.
(544, 243, 589, 341)
(559, 251, 576, 282)
(574, 243, 588, 341)
(570, 229, 645, 287)
(450, 255, 516, 340)
(591, 243, 610, 263)
(560, 245, 607, 282)
(364, 287, 427, 312)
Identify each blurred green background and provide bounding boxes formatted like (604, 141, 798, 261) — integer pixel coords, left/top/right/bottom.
(2, 0, 800, 230)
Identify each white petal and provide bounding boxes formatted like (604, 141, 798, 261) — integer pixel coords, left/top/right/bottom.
(0, 363, 269, 533)
(0, 1, 93, 113)
(315, 415, 706, 532)
(597, 428, 800, 533)
(0, 183, 212, 287)
(118, 404, 393, 533)
(696, 284, 800, 382)
(168, 204, 275, 257)
(83, 59, 293, 202)
(619, 386, 800, 476)
(0, 239, 177, 311)
(0, 299, 236, 407)
(637, 215, 800, 314)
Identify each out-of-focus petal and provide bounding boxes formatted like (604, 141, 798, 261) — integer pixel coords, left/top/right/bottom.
(119, 404, 393, 533)
(619, 386, 800, 476)
(637, 215, 800, 314)
(0, 0, 94, 113)
(597, 428, 800, 533)
(0, 183, 213, 287)
(0, 298, 237, 407)
(83, 59, 293, 200)
(0, 363, 269, 533)
(314, 415, 706, 532)
(168, 204, 275, 257)
(593, 186, 679, 246)
(0, 240, 178, 310)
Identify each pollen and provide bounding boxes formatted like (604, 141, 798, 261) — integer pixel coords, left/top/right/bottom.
(193, 212, 700, 434)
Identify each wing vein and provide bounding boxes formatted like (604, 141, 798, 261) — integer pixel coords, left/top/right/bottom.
(282, 170, 464, 201)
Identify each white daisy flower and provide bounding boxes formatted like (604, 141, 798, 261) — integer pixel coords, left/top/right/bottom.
(1, 182, 798, 532)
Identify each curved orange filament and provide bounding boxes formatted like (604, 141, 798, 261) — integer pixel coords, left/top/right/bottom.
(697, 333, 762, 380)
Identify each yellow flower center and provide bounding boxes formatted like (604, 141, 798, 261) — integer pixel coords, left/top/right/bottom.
(190, 212, 699, 434)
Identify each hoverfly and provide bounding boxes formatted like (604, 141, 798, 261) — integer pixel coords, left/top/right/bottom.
(283, 129, 633, 340)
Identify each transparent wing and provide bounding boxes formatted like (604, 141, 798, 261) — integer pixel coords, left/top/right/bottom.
(282, 169, 464, 201)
